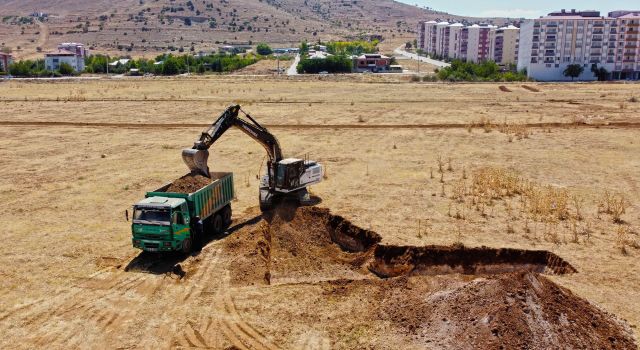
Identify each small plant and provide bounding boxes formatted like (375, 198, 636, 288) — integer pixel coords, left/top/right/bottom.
(437, 155, 444, 173)
(629, 96, 638, 103)
(599, 191, 629, 223)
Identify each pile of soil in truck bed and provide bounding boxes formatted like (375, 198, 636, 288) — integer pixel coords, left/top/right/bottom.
(214, 206, 637, 349)
(164, 173, 212, 194)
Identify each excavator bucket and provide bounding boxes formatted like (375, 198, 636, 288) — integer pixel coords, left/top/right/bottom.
(182, 148, 210, 177)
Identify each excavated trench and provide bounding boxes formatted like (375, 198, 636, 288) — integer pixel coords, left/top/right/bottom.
(219, 206, 636, 349)
(259, 206, 576, 281)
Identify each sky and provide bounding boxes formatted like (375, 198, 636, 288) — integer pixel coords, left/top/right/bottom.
(398, 0, 639, 18)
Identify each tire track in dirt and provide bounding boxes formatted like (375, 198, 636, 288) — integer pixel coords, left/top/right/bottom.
(20, 271, 162, 347)
(2, 120, 639, 130)
(213, 272, 280, 350)
(171, 247, 224, 348)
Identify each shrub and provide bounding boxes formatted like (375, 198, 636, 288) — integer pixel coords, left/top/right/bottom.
(256, 43, 273, 55)
(58, 62, 75, 75)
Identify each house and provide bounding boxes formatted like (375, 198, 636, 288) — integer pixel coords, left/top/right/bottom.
(273, 48, 300, 54)
(45, 49, 84, 72)
(58, 43, 88, 59)
(0, 52, 12, 72)
(353, 54, 392, 72)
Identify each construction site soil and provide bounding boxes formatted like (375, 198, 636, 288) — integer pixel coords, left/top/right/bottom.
(214, 206, 636, 349)
(162, 172, 228, 194)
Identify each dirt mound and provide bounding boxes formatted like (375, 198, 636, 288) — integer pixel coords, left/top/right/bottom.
(522, 84, 541, 92)
(376, 271, 636, 349)
(266, 207, 380, 284)
(163, 173, 212, 194)
(369, 244, 576, 278)
(218, 206, 636, 348)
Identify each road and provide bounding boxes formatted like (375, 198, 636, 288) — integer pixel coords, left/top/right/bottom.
(287, 54, 300, 75)
(394, 46, 450, 68)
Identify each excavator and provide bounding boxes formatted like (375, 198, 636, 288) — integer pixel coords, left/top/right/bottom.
(182, 105, 324, 211)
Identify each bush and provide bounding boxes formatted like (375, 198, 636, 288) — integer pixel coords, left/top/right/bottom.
(436, 60, 527, 82)
(256, 43, 273, 55)
(58, 62, 75, 75)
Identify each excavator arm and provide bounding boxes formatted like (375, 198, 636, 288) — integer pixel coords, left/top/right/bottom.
(182, 105, 283, 177)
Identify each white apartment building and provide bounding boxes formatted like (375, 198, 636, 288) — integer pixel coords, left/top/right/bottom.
(45, 49, 84, 72)
(490, 25, 520, 65)
(467, 24, 495, 63)
(448, 23, 466, 59)
(517, 9, 640, 81)
(434, 22, 450, 58)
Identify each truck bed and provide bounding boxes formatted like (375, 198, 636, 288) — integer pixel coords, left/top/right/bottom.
(146, 172, 234, 220)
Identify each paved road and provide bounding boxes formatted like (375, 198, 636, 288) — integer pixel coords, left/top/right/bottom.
(394, 46, 451, 68)
(287, 54, 300, 75)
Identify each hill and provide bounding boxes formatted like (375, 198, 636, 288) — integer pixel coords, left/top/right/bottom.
(0, 0, 491, 59)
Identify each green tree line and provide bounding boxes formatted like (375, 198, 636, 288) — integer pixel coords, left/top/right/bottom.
(4, 53, 263, 77)
(296, 55, 353, 74)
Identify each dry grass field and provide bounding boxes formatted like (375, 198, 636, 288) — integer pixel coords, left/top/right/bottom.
(0, 76, 639, 348)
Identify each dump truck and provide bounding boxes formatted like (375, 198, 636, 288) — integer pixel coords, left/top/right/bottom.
(131, 172, 234, 253)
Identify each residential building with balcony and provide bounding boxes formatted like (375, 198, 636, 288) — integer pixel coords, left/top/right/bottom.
(518, 9, 640, 81)
(489, 25, 520, 66)
(467, 24, 496, 63)
(434, 21, 451, 58)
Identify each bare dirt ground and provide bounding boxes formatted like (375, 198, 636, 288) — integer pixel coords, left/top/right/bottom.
(0, 76, 639, 348)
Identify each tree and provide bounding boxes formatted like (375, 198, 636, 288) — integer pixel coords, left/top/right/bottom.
(256, 43, 272, 55)
(161, 56, 179, 75)
(563, 64, 584, 81)
(58, 62, 75, 75)
(405, 41, 412, 50)
(591, 64, 608, 81)
(184, 17, 192, 26)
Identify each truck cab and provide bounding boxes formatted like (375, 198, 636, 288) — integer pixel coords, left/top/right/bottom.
(131, 197, 192, 252)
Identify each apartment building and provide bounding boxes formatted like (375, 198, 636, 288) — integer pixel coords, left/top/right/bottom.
(434, 22, 450, 58)
(490, 25, 520, 65)
(615, 12, 640, 80)
(416, 21, 503, 64)
(517, 9, 640, 81)
(448, 23, 466, 59)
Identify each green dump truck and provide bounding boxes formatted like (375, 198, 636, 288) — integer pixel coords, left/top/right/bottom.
(131, 172, 234, 253)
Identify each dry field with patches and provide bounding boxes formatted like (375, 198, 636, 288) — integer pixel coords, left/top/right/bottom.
(0, 76, 639, 348)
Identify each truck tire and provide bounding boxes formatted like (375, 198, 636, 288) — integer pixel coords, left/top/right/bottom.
(181, 237, 192, 254)
(212, 213, 224, 235)
(222, 205, 232, 228)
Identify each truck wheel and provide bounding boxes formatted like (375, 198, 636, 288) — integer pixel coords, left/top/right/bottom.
(181, 237, 192, 254)
(212, 213, 224, 235)
(222, 205, 232, 228)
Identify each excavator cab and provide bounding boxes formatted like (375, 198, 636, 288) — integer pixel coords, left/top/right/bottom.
(274, 159, 305, 190)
